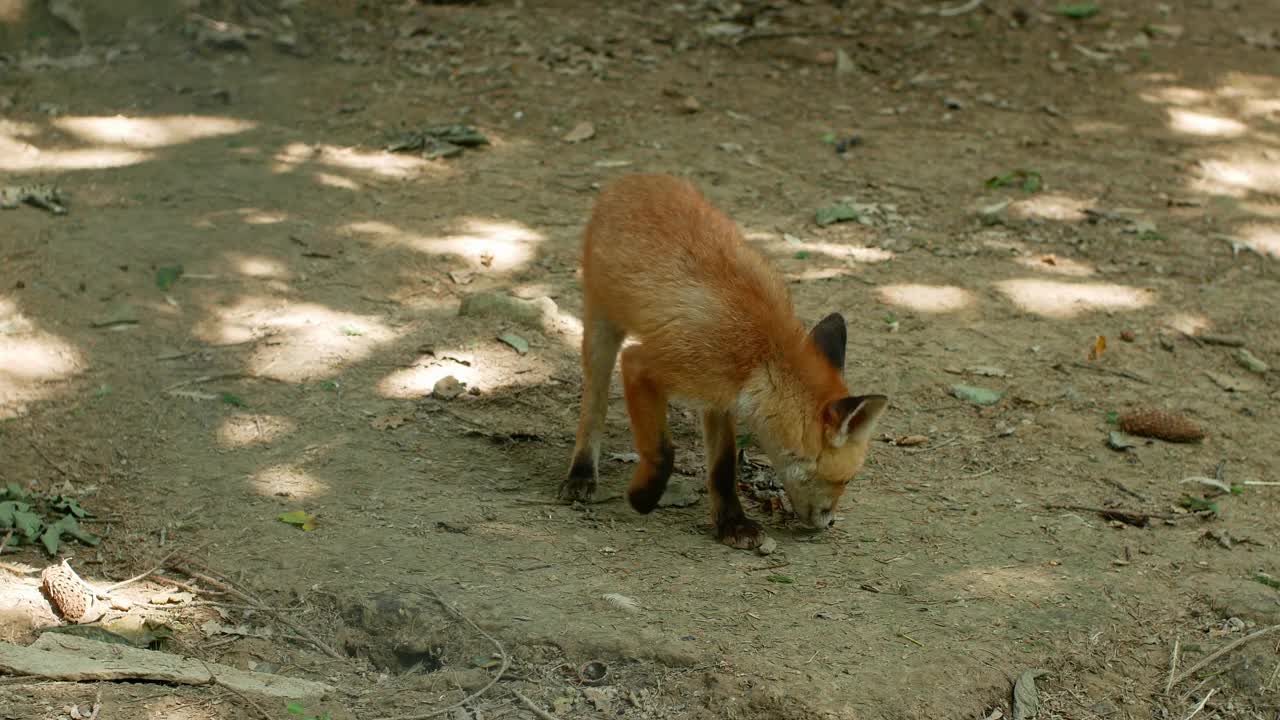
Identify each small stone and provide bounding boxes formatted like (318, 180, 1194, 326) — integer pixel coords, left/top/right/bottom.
(835, 49, 855, 75)
(977, 199, 1011, 226)
(562, 121, 596, 143)
(944, 97, 964, 110)
(1120, 330, 1136, 342)
(1234, 348, 1268, 374)
(755, 536, 778, 556)
(432, 375, 464, 399)
(1107, 431, 1137, 452)
(680, 95, 702, 113)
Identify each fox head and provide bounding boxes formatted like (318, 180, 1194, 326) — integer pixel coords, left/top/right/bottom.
(751, 312, 888, 530)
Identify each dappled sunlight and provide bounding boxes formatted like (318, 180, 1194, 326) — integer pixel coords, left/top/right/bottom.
(1140, 86, 1209, 107)
(0, 299, 84, 418)
(0, 138, 151, 172)
(250, 464, 329, 499)
(229, 253, 290, 279)
(1167, 109, 1248, 138)
(996, 279, 1154, 319)
(1237, 223, 1280, 258)
(1192, 153, 1280, 198)
(781, 240, 893, 264)
(877, 284, 975, 313)
(379, 362, 480, 400)
(0, 0, 27, 23)
(195, 297, 401, 382)
(242, 210, 288, 225)
(53, 115, 255, 149)
(271, 141, 438, 179)
(1072, 120, 1127, 135)
(344, 218, 546, 273)
(939, 565, 1063, 603)
(1162, 312, 1211, 336)
(217, 414, 297, 448)
(1009, 194, 1093, 222)
(1013, 253, 1096, 277)
(315, 172, 361, 191)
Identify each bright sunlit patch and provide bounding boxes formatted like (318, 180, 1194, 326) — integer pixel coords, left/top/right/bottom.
(1072, 120, 1127, 135)
(271, 142, 434, 179)
(217, 414, 297, 448)
(1192, 152, 1280, 197)
(1237, 223, 1280, 258)
(1167, 109, 1248, 138)
(240, 210, 288, 225)
(996, 279, 1154, 318)
(314, 172, 360, 190)
(53, 115, 255, 149)
(1139, 86, 1209, 107)
(250, 464, 328, 498)
(229, 253, 289, 279)
(782, 240, 894, 264)
(0, 137, 151, 172)
(0, 119, 38, 139)
(1162, 312, 1211, 336)
(1009, 194, 1093, 222)
(1013, 253, 1096, 277)
(345, 218, 547, 272)
(939, 565, 1062, 602)
(378, 362, 478, 399)
(876, 284, 975, 313)
(0, 304, 84, 418)
(195, 298, 400, 382)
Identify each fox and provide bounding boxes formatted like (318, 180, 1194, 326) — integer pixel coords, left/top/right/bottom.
(560, 173, 889, 550)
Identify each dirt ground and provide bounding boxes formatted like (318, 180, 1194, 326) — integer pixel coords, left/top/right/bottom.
(1, 0, 1279, 718)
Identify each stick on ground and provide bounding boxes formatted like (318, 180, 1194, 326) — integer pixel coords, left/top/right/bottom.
(1171, 624, 1280, 687)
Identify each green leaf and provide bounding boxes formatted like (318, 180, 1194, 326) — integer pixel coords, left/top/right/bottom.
(40, 524, 61, 555)
(820, 132, 837, 145)
(278, 510, 318, 531)
(1253, 572, 1280, 590)
(3, 483, 30, 501)
(155, 264, 184, 291)
(793, 250, 810, 259)
(0, 501, 43, 540)
(55, 516, 100, 546)
(287, 702, 307, 716)
(1055, 3, 1100, 19)
(1178, 495, 1218, 515)
(51, 495, 91, 518)
(951, 384, 1003, 407)
(497, 333, 530, 355)
(766, 574, 794, 584)
(814, 204, 859, 227)
(472, 655, 501, 669)
(1105, 411, 1119, 425)
(220, 392, 247, 407)
(986, 169, 1042, 193)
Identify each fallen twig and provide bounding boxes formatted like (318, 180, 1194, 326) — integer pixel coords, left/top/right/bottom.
(1243, 480, 1279, 487)
(1164, 638, 1180, 694)
(1044, 504, 1210, 526)
(737, 30, 855, 45)
(509, 687, 563, 720)
(1098, 477, 1147, 502)
(937, 0, 985, 16)
(26, 438, 70, 477)
(1067, 361, 1153, 385)
(371, 586, 512, 720)
(102, 547, 188, 594)
(166, 557, 345, 662)
(1181, 688, 1215, 720)
(1171, 624, 1280, 687)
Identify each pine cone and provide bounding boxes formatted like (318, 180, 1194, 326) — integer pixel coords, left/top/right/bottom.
(41, 561, 100, 624)
(1118, 409, 1205, 443)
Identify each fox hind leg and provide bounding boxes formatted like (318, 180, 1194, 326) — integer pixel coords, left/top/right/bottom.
(560, 312, 624, 502)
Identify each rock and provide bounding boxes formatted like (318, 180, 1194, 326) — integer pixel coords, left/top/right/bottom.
(835, 49, 855, 75)
(951, 384, 1003, 406)
(458, 292, 558, 330)
(680, 95, 702, 113)
(1202, 574, 1280, 626)
(1234, 348, 1268, 374)
(657, 479, 700, 508)
(562, 121, 596, 143)
(432, 375, 464, 400)
(977, 199, 1010, 226)
(755, 536, 779, 556)
(1107, 431, 1136, 452)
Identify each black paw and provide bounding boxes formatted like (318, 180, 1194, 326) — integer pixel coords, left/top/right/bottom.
(715, 513, 766, 550)
(559, 456, 596, 502)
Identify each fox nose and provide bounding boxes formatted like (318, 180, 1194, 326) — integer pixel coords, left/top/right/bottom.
(827, 516, 836, 528)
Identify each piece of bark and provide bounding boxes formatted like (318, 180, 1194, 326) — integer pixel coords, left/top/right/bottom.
(0, 634, 331, 698)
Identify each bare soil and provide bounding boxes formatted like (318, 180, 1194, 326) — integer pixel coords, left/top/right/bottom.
(1, 1, 1279, 719)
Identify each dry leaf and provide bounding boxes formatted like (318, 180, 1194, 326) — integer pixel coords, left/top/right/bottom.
(894, 435, 929, 447)
(1088, 335, 1106, 361)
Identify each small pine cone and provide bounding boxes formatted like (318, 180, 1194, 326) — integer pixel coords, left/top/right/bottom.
(40, 561, 100, 624)
(1118, 409, 1205, 443)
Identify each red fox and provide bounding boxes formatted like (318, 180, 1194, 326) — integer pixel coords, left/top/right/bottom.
(561, 174, 888, 549)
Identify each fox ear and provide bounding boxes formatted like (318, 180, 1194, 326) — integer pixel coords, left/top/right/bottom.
(825, 395, 889, 447)
(809, 312, 847, 371)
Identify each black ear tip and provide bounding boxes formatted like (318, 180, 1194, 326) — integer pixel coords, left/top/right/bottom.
(818, 312, 846, 328)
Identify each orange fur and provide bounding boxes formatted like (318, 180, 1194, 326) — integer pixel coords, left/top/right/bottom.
(561, 174, 888, 549)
